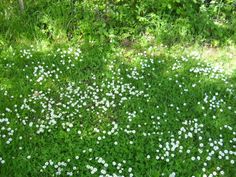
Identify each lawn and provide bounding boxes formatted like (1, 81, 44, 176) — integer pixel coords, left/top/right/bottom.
(0, 1, 236, 177)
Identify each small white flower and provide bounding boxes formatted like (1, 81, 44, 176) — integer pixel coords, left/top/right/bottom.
(169, 172, 176, 177)
(101, 169, 106, 174)
(128, 167, 132, 173)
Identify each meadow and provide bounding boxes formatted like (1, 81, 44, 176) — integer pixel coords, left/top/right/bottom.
(0, 1, 236, 177)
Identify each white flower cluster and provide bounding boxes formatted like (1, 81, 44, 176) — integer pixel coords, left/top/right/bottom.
(127, 111, 136, 122)
(19, 48, 34, 59)
(156, 138, 181, 162)
(127, 67, 144, 80)
(41, 159, 78, 176)
(178, 119, 204, 139)
(33, 64, 61, 84)
(189, 62, 227, 81)
(87, 158, 134, 177)
(0, 117, 15, 145)
(203, 92, 225, 111)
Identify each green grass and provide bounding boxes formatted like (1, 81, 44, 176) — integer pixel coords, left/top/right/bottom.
(0, 1, 236, 177)
(0, 42, 235, 177)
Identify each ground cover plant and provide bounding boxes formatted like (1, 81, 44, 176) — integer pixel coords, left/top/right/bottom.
(0, 0, 236, 177)
(0, 43, 236, 177)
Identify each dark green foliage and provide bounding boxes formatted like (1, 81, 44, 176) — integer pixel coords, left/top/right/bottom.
(0, 0, 235, 46)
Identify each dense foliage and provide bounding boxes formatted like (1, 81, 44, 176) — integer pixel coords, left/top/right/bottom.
(0, 0, 235, 46)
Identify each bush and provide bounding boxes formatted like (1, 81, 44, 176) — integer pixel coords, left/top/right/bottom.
(0, 0, 235, 46)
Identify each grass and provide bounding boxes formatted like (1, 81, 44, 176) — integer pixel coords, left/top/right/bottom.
(0, 1, 236, 177)
(0, 42, 236, 177)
